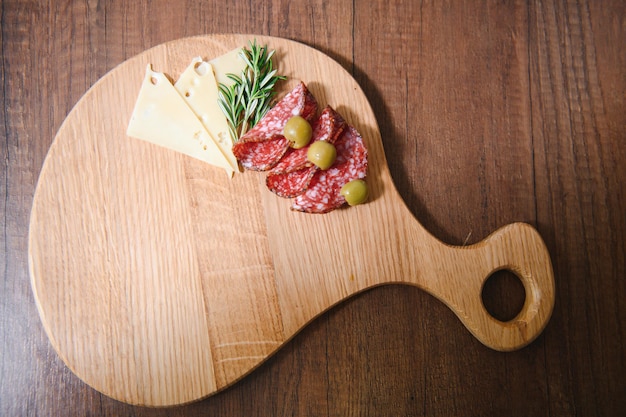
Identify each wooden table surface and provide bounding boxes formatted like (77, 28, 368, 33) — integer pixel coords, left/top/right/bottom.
(1, 0, 624, 415)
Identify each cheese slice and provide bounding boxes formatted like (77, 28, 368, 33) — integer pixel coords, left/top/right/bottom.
(209, 47, 246, 87)
(127, 64, 234, 177)
(174, 57, 239, 173)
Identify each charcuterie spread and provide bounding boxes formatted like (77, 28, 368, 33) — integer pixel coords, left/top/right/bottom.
(29, 34, 556, 407)
(127, 41, 369, 213)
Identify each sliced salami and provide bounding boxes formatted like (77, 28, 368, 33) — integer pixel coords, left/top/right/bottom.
(291, 126, 368, 213)
(266, 106, 346, 198)
(265, 167, 317, 199)
(232, 82, 318, 171)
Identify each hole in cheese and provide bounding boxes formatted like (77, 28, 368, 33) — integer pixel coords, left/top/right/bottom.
(193, 61, 210, 77)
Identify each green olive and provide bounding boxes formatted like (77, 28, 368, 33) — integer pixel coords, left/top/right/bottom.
(340, 179, 369, 206)
(307, 140, 337, 170)
(283, 115, 313, 149)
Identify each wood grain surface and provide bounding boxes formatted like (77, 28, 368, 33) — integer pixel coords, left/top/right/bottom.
(2, 0, 624, 415)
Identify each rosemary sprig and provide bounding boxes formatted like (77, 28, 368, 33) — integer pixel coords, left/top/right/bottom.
(217, 40, 286, 143)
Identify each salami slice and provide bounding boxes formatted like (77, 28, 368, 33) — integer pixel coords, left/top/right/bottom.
(291, 126, 368, 213)
(232, 82, 318, 171)
(265, 168, 317, 199)
(266, 106, 346, 198)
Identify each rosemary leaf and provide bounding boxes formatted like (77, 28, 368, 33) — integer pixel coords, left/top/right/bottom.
(217, 40, 286, 144)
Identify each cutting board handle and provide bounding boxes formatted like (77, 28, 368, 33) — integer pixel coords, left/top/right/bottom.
(416, 222, 555, 351)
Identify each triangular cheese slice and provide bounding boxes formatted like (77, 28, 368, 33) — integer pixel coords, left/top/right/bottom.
(127, 64, 234, 177)
(174, 57, 239, 173)
(209, 47, 246, 87)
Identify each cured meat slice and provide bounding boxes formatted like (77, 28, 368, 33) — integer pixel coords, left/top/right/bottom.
(232, 82, 318, 171)
(266, 106, 346, 198)
(265, 168, 317, 199)
(291, 126, 368, 213)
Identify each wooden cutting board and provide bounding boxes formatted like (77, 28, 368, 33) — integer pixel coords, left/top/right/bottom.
(28, 34, 555, 407)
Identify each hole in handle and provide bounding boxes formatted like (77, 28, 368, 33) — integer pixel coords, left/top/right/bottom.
(481, 269, 526, 322)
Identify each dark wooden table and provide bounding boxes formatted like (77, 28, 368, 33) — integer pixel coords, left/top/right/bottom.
(2, 1, 624, 415)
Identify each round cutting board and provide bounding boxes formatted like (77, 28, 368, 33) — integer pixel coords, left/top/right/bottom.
(29, 34, 554, 407)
